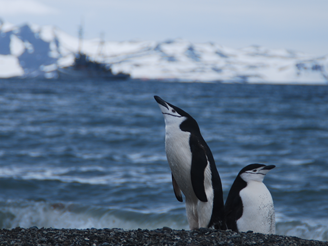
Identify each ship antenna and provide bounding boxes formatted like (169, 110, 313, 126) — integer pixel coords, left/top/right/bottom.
(78, 19, 84, 55)
(97, 32, 105, 57)
(0, 18, 3, 32)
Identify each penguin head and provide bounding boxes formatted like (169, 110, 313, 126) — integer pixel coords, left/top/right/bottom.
(239, 164, 275, 183)
(154, 95, 191, 126)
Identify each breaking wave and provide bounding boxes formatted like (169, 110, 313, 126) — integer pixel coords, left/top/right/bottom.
(0, 200, 187, 230)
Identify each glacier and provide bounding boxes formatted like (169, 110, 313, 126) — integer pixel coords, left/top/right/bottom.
(0, 22, 327, 84)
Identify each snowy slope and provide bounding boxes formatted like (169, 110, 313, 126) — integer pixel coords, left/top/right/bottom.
(0, 22, 327, 84)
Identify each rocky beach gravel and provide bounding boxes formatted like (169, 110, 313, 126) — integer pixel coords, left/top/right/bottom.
(0, 227, 327, 246)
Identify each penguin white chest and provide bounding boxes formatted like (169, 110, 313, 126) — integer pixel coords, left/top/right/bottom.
(237, 181, 275, 234)
(164, 125, 194, 197)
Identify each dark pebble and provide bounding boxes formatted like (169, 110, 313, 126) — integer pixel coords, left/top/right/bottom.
(0, 227, 326, 246)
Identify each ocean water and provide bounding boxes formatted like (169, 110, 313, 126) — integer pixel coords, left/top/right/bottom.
(0, 79, 328, 241)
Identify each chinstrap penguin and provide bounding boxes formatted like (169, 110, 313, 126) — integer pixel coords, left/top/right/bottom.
(154, 95, 225, 230)
(225, 164, 276, 234)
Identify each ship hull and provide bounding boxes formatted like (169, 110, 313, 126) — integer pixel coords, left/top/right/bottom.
(58, 67, 130, 80)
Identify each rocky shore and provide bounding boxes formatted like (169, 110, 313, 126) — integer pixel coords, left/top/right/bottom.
(0, 227, 326, 246)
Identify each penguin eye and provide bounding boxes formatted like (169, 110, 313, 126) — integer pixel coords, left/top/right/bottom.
(252, 170, 257, 173)
(172, 109, 176, 113)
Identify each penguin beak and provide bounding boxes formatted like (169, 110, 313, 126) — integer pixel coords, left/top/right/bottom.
(154, 95, 169, 110)
(262, 165, 276, 170)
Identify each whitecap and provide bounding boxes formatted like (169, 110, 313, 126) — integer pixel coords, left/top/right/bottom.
(286, 159, 314, 166)
(0, 200, 188, 230)
(275, 212, 328, 241)
(127, 152, 167, 164)
(0, 164, 172, 186)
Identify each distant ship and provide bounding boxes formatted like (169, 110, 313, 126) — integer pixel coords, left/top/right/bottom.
(58, 25, 130, 80)
(58, 53, 130, 80)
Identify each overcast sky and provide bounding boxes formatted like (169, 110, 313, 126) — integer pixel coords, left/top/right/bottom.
(0, 0, 327, 56)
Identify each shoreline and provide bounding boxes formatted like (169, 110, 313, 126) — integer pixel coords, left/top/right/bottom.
(0, 227, 327, 246)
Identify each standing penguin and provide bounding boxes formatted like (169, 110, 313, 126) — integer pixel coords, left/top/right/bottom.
(225, 164, 276, 234)
(154, 95, 225, 230)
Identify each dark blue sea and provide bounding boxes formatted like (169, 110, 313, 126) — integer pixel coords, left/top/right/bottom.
(0, 79, 328, 241)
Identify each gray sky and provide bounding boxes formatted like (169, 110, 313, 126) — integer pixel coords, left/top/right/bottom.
(0, 0, 327, 56)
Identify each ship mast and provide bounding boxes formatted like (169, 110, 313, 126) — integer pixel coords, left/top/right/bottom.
(97, 32, 105, 57)
(0, 18, 3, 32)
(78, 21, 83, 55)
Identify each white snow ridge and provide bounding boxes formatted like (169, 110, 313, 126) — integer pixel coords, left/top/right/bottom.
(0, 22, 327, 84)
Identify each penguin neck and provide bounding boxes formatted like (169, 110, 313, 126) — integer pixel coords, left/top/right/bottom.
(165, 121, 187, 139)
(244, 180, 267, 191)
(164, 117, 200, 140)
(180, 117, 201, 135)
(246, 180, 264, 185)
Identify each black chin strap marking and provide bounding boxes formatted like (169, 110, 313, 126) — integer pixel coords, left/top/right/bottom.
(246, 172, 265, 176)
(162, 113, 183, 118)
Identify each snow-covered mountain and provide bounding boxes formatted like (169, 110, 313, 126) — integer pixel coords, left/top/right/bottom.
(0, 22, 327, 84)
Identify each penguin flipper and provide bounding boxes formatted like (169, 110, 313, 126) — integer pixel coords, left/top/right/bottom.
(172, 173, 183, 202)
(189, 134, 208, 202)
